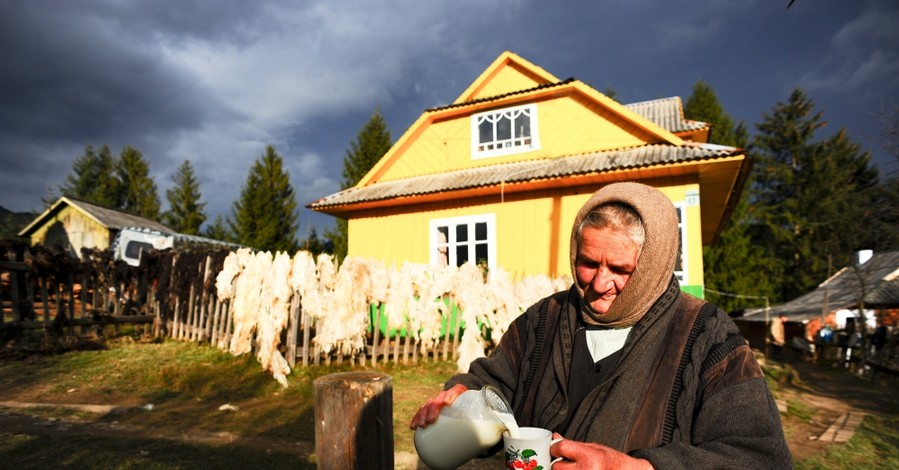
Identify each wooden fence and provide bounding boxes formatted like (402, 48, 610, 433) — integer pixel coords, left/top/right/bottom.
(1, 241, 468, 367)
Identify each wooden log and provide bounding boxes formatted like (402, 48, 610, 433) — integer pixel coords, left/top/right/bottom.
(313, 371, 393, 470)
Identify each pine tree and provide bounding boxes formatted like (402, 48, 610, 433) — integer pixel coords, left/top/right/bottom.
(301, 226, 326, 256)
(117, 145, 160, 221)
(229, 145, 299, 253)
(325, 108, 392, 260)
(684, 81, 771, 313)
(203, 214, 233, 242)
(163, 160, 207, 235)
(59, 144, 122, 207)
(750, 89, 880, 301)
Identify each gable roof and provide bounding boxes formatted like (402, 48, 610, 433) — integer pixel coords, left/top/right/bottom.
(310, 51, 749, 244)
(357, 52, 686, 188)
(18, 196, 172, 237)
(737, 251, 899, 323)
(454, 51, 561, 104)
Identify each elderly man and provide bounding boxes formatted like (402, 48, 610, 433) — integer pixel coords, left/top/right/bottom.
(411, 182, 791, 469)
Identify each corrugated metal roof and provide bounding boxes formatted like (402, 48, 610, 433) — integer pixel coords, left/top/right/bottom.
(71, 198, 172, 232)
(308, 142, 739, 209)
(624, 97, 709, 134)
(19, 196, 172, 237)
(738, 251, 899, 323)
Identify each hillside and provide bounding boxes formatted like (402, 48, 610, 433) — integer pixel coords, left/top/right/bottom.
(0, 206, 35, 240)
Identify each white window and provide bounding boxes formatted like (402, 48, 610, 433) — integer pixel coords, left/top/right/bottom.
(430, 214, 496, 270)
(471, 104, 540, 159)
(673, 202, 688, 283)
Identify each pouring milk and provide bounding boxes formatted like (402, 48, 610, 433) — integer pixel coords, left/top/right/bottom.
(414, 386, 520, 470)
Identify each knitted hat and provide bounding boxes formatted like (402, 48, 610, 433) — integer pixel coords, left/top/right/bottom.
(569, 182, 679, 327)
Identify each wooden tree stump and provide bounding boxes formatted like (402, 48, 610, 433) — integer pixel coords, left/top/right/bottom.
(314, 371, 393, 469)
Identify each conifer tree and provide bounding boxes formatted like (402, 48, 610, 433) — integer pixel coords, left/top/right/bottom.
(229, 145, 299, 253)
(163, 160, 207, 235)
(325, 107, 392, 260)
(117, 145, 161, 221)
(684, 80, 771, 313)
(59, 144, 122, 208)
(750, 89, 880, 301)
(301, 226, 326, 256)
(203, 214, 233, 242)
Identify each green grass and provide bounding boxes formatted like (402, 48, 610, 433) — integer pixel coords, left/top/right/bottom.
(795, 413, 899, 470)
(0, 337, 457, 468)
(3, 337, 898, 469)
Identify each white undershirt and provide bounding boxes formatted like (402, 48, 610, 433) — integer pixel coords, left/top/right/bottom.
(584, 327, 632, 362)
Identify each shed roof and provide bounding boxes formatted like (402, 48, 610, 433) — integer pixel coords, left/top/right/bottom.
(18, 196, 172, 237)
(737, 251, 899, 323)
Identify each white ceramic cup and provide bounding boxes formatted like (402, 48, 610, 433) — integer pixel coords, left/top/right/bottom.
(503, 427, 563, 469)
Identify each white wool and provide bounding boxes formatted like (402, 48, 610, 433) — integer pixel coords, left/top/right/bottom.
(383, 263, 414, 332)
(207, 244, 578, 383)
(552, 274, 573, 292)
(514, 273, 556, 311)
(229, 250, 267, 356)
(316, 253, 337, 291)
(289, 251, 318, 297)
(408, 264, 450, 353)
(312, 256, 371, 356)
(254, 251, 293, 387)
(366, 257, 391, 305)
(456, 323, 487, 372)
(215, 249, 244, 300)
(486, 267, 518, 341)
(450, 262, 492, 369)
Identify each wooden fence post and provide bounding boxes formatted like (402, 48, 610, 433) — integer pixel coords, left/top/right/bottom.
(313, 371, 393, 470)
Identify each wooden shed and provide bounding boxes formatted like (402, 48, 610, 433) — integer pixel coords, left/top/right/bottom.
(17, 197, 172, 258)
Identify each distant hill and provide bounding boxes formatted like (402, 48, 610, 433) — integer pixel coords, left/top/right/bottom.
(0, 205, 36, 240)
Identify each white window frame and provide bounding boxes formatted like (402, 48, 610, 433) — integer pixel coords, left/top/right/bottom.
(471, 103, 540, 159)
(429, 214, 497, 271)
(673, 202, 688, 284)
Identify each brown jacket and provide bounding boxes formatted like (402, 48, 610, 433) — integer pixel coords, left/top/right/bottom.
(447, 281, 793, 468)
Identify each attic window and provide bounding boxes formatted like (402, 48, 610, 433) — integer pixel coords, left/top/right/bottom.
(472, 104, 540, 159)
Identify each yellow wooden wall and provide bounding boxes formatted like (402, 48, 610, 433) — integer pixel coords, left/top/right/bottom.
(374, 95, 652, 183)
(28, 206, 111, 257)
(347, 182, 705, 291)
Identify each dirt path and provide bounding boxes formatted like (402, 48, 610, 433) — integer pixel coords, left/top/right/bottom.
(772, 360, 898, 461)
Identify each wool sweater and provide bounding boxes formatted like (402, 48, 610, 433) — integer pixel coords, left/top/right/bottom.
(445, 281, 793, 469)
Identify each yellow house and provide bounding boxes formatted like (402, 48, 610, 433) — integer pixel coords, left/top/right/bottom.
(308, 51, 748, 297)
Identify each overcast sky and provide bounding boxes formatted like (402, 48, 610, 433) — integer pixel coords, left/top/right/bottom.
(2, 0, 897, 236)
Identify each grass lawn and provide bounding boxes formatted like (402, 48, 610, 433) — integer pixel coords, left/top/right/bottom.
(1, 335, 897, 469)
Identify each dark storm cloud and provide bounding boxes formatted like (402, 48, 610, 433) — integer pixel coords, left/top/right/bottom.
(1, 0, 896, 233)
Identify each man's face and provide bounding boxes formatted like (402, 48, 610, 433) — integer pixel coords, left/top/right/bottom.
(575, 226, 640, 314)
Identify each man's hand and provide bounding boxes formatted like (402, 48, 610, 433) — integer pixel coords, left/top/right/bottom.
(550, 433, 654, 469)
(409, 383, 469, 429)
